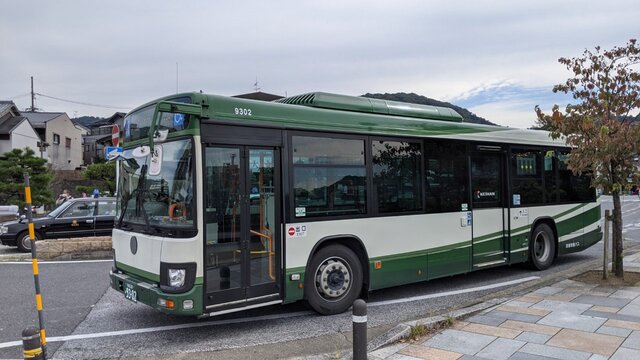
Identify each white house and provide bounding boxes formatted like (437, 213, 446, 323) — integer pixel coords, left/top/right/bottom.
(23, 111, 86, 170)
(0, 101, 40, 156)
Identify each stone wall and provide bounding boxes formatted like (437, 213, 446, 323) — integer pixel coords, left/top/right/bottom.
(37, 236, 112, 260)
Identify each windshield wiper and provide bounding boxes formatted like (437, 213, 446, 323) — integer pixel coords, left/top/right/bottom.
(117, 164, 151, 232)
(134, 164, 152, 233)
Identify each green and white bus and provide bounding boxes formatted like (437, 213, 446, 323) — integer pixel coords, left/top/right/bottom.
(110, 91, 601, 317)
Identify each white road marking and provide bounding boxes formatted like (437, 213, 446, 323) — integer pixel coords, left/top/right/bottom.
(369, 276, 540, 307)
(0, 310, 314, 349)
(0, 276, 540, 349)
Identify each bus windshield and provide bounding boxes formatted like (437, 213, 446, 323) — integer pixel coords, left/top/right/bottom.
(117, 138, 195, 233)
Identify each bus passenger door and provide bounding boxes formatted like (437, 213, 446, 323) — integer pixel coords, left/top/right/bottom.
(470, 153, 507, 268)
(203, 145, 281, 311)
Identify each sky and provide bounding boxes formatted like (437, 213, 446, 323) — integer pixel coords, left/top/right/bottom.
(1, 0, 638, 128)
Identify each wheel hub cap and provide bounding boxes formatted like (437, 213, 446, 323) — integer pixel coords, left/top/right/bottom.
(316, 258, 351, 299)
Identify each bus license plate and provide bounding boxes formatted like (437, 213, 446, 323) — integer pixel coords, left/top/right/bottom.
(124, 283, 137, 303)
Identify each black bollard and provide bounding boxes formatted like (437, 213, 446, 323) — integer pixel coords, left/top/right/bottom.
(352, 299, 367, 360)
(22, 326, 43, 360)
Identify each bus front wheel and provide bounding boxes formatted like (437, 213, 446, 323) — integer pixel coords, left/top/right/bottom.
(529, 223, 556, 270)
(305, 244, 363, 315)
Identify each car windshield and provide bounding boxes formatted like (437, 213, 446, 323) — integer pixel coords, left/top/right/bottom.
(117, 138, 195, 230)
(48, 200, 74, 218)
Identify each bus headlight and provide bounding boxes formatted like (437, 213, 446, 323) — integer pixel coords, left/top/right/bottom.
(168, 268, 186, 287)
(160, 262, 195, 293)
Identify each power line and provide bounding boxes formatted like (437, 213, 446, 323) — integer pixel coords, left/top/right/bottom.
(35, 93, 131, 110)
(6, 92, 30, 99)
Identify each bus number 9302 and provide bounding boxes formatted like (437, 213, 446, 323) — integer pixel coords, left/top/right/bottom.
(234, 107, 252, 116)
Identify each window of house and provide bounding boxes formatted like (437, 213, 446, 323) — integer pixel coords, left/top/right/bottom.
(65, 137, 71, 148)
(292, 135, 366, 218)
(53, 133, 60, 145)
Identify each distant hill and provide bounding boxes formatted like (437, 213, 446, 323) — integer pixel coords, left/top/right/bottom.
(73, 116, 104, 127)
(362, 92, 496, 126)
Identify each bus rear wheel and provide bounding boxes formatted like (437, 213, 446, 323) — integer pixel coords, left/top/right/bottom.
(305, 244, 363, 315)
(529, 223, 556, 270)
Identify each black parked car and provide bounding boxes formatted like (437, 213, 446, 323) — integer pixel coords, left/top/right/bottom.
(0, 197, 116, 252)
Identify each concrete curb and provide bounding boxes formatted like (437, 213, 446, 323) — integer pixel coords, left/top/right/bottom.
(0, 253, 31, 262)
(366, 297, 510, 353)
(0, 237, 112, 261)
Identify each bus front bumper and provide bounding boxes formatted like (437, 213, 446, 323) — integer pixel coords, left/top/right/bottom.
(110, 270, 203, 316)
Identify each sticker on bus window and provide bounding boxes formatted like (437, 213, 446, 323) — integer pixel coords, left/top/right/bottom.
(461, 203, 468, 211)
(295, 207, 306, 217)
(148, 145, 163, 176)
(513, 194, 521, 206)
(173, 113, 185, 129)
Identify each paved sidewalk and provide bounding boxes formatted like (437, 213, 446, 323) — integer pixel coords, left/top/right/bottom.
(369, 252, 640, 360)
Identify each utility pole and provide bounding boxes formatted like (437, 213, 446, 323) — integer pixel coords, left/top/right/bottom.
(30, 76, 36, 112)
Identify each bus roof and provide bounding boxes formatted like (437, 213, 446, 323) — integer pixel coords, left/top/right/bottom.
(133, 91, 567, 148)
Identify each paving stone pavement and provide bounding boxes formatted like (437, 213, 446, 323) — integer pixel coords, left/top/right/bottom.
(368, 251, 640, 360)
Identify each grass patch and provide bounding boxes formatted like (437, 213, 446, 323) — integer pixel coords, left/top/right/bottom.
(405, 316, 457, 342)
(572, 270, 640, 287)
(409, 324, 429, 339)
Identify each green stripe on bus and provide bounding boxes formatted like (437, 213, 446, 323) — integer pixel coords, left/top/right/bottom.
(284, 267, 306, 303)
(368, 240, 472, 290)
(116, 262, 160, 283)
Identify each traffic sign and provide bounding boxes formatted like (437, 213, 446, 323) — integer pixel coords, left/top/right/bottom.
(112, 124, 120, 147)
(105, 146, 123, 160)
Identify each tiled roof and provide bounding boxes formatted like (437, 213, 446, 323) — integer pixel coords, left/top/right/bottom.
(233, 92, 284, 101)
(22, 111, 65, 124)
(0, 113, 27, 135)
(0, 101, 19, 117)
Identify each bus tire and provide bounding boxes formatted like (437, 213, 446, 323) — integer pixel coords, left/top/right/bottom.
(529, 223, 556, 270)
(305, 244, 363, 315)
(16, 230, 42, 253)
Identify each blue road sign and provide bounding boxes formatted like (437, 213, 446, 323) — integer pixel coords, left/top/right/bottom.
(105, 146, 123, 160)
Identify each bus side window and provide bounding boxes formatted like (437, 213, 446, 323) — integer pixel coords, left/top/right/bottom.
(372, 140, 422, 213)
(292, 136, 366, 218)
(424, 140, 468, 213)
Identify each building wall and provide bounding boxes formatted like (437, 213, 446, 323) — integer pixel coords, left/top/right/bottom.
(0, 138, 11, 155)
(10, 120, 40, 155)
(46, 115, 85, 170)
(0, 120, 41, 157)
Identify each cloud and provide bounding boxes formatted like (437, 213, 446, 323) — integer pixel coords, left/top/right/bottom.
(449, 81, 574, 127)
(1, 0, 638, 125)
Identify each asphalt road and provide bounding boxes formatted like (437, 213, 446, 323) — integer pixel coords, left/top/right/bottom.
(1, 195, 639, 359)
(0, 260, 113, 359)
